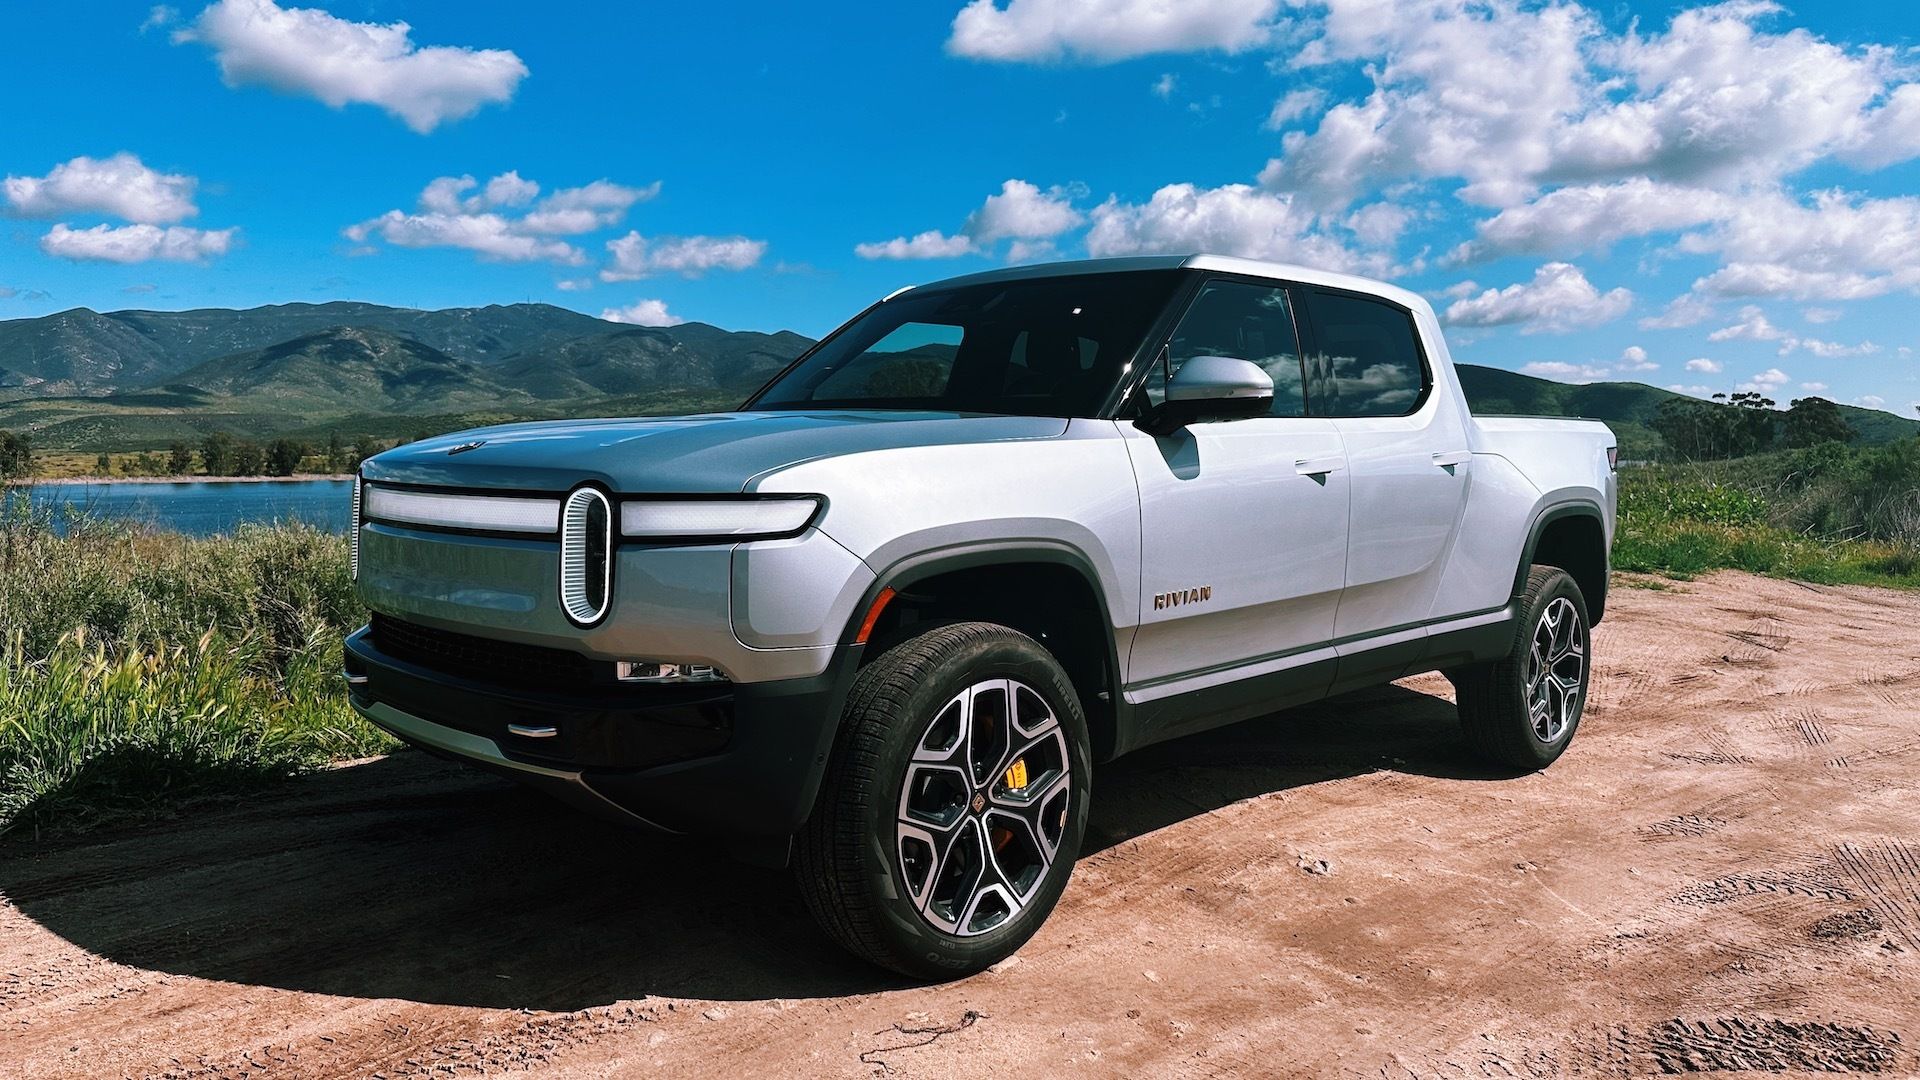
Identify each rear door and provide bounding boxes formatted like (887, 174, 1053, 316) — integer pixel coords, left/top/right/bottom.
(1121, 277, 1350, 729)
(1296, 286, 1470, 666)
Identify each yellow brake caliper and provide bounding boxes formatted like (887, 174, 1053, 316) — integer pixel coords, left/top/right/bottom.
(1003, 758, 1028, 791)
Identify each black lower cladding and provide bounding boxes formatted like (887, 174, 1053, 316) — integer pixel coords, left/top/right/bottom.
(344, 619, 860, 835)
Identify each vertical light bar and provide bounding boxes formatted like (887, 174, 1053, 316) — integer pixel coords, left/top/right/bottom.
(559, 487, 613, 626)
(349, 475, 362, 580)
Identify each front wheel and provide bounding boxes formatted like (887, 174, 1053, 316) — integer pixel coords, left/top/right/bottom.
(1451, 565, 1591, 770)
(795, 622, 1091, 979)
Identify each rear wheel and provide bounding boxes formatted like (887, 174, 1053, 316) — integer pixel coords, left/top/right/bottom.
(1452, 565, 1591, 770)
(795, 622, 1091, 979)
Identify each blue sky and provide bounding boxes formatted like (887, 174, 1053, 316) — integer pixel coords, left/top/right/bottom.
(2, 0, 1918, 418)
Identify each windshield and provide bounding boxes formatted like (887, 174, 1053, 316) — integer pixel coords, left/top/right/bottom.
(749, 271, 1184, 417)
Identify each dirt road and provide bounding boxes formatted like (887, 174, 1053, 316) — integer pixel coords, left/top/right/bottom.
(4, 571, 1919, 1078)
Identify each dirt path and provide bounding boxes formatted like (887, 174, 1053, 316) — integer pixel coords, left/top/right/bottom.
(5, 571, 1919, 1078)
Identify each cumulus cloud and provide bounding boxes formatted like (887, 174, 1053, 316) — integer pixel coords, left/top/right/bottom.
(601, 232, 766, 280)
(1264, 2, 1920, 212)
(1800, 381, 1829, 392)
(1685, 357, 1723, 374)
(600, 298, 685, 327)
(176, 0, 527, 133)
(858, 179, 1082, 261)
(965, 179, 1084, 243)
(1443, 263, 1632, 333)
(1265, 87, 1326, 130)
(1707, 305, 1878, 357)
(1450, 179, 1733, 262)
(1522, 361, 1612, 383)
(1739, 367, 1792, 393)
(41, 223, 236, 263)
(4, 153, 199, 224)
(1084, 182, 1383, 274)
(346, 172, 658, 265)
(1616, 345, 1657, 372)
(855, 231, 976, 260)
(948, 0, 1283, 62)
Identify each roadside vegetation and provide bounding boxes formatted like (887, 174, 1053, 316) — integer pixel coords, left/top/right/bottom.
(0, 507, 388, 838)
(1618, 439, 1920, 588)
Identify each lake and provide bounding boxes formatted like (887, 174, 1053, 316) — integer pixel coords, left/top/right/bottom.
(4, 480, 353, 536)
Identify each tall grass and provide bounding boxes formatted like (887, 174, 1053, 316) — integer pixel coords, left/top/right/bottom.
(0, 505, 389, 838)
(1617, 440, 1920, 589)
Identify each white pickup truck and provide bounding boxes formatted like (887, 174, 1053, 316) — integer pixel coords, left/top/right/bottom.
(346, 254, 1617, 978)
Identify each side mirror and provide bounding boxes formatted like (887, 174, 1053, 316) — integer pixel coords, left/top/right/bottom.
(1135, 355, 1273, 437)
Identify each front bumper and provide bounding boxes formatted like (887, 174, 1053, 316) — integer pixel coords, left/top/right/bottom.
(343, 624, 860, 838)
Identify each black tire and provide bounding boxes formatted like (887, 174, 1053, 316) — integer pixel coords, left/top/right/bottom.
(794, 622, 1092, 979)
(1451, 565, 1591, 770)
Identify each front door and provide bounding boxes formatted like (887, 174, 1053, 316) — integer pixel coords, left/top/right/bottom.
(1120, 277, 1351, 728)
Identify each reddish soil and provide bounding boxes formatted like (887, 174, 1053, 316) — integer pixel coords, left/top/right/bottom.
(4, 571, 1919, 1078)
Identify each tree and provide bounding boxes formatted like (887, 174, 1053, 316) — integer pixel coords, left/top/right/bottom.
(232, 440, 266, 477)
(351, 434, 381, 468)
(1784, 396, 1854, 448)
(94, 453, 112, 477)
(0, 430, 30, 480)
(324, 431, 347, 473)
(265, 438, 306, 477)
(1652, 397, 1737, 461)
(168, 442, 194, 475)
(201, 431, 237, 476)
(1720, 391, 1779, 457)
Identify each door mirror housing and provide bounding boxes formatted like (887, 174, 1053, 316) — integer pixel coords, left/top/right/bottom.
(1135, 355, 1273, 437)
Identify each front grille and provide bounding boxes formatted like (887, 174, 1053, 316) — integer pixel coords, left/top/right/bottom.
(370, 613, 599, 688)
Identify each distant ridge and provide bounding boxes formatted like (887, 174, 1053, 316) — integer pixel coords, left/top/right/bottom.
(0, 300, 1913, 453)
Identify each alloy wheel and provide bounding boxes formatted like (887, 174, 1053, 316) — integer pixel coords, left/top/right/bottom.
(1525, 596, 1585, 744)
(895, 678, 1072, 937)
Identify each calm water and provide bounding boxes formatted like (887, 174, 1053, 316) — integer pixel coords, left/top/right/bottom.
(5, 480, 353, 536)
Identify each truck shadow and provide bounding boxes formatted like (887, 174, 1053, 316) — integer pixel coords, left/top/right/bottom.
(0, 683, 1503, 1010)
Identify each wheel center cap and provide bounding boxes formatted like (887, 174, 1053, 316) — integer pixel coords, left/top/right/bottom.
(971, 793, 987, 814)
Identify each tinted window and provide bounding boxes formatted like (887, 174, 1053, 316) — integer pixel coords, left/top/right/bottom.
(1299, 289, 1428, 417)
(1144, 280, 1307, 418)
(751, 271, 1184, 417)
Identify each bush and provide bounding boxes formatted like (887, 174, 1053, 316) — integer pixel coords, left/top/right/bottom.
(0, 510, 390, 838)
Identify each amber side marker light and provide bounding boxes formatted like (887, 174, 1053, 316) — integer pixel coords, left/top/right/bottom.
(855, 587, 897, 644)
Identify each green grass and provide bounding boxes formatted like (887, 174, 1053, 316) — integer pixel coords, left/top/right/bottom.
(1615, 442, 1920, 589)
(0, 510, 390, 838)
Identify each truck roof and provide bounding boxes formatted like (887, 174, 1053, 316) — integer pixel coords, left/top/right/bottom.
(911, 254, 1434, 319)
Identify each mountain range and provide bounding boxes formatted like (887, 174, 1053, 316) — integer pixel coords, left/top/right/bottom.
(0, 301, 1912, 455)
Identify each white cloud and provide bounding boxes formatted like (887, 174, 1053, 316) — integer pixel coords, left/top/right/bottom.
(600, 299, 684, 327)
(1616, 345, 1657, 372)
(1740, 367, 1792, 393)
(1443, 262, 1632, 333)
(948, 0, 1282, 63)
(1800, 382, 1829, 393)
(1264, 2, 1920, 215)
(601, 232, 766, 280)
(1794, 337, 1879, 359)
(177, 0, 527, 133)
(554, 278, 592, 292)
(854, 230, 976, 260)
(1685, 357, 1723, 374)
(1084, 182, 1382, 274)
(1857, 395, 1886, 408)
(1152, 73, 1177, 99)
(965, 179, 1084, 243)
(1522, 361, 1612, 383)
(4, 153, 199, 224)
(1674, 190, 1920, 301)
(1668, 384, 1713, 396)
(140, 6, 177, 33)
(347, 172, 656, 265)
(1802, 306, 1842, 324)
(1638, 293, 1718, 330)
(1450, 180, 1732, 262)
(1708, 307, 1789, 343)
(519, 180, 660, 235)
(1345, 202, 1412, 248)
(1265, 87, 1326, 130)
(41, 223, 236, 263)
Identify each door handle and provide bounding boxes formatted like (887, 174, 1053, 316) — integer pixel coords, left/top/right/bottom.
(1431, 450, 1471, 472)
(1295, 456, 1343, 483)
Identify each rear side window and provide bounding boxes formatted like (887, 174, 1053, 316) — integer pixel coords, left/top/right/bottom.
(1145, 280, 1308, 418)
(1298, 288, 1428, 417)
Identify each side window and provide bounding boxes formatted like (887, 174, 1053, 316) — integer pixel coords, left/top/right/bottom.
(1298, 289, 1428, 417)
(807, 322, 961, 401)
(1144, 280, 1307, 418)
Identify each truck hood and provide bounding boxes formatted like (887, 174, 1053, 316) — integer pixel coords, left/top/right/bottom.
(360, 411, 1071, 493)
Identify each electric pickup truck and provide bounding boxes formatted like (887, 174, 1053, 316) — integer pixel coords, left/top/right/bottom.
(344, 255, 1616, 978)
